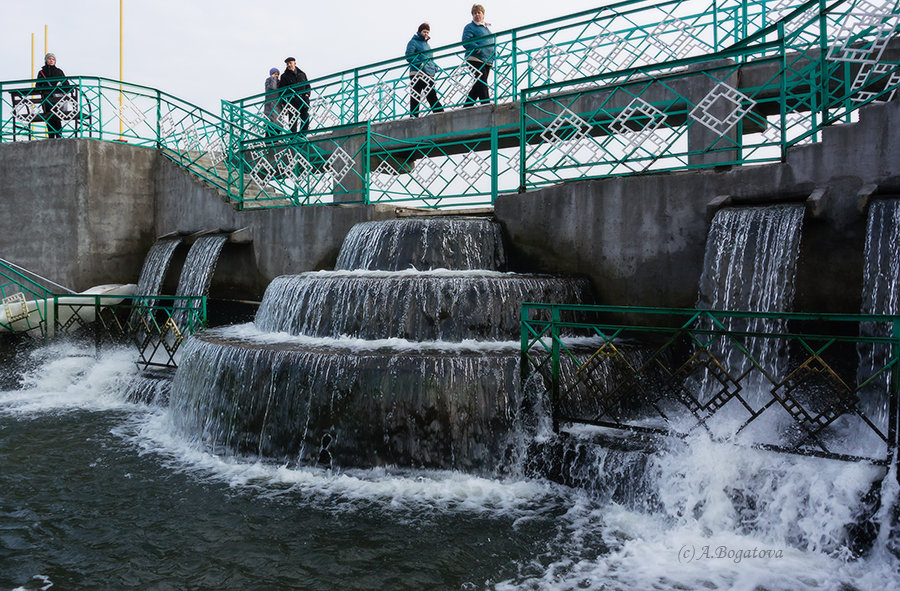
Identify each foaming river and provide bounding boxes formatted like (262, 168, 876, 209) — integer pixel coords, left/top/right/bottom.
(1, 342, 898, 591)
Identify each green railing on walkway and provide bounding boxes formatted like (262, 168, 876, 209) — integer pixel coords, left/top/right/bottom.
(521, 303, 900, 464)
(228, 0, 899, 209)
(518, 0, 900, 189)
(0, 76, 243, 196)
(0, 260, 205, 368)
(232, 122, 370, 209)
(228, 0, 816, 132)
(1, 0, 897, 210)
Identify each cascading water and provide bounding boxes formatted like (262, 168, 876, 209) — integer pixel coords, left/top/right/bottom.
(171, 234, 227, 327)
(127, 237, 181, 326)
(695, 204, 805, 408)
(3, 211, 899, 589)
(132, 237, 183, 301)
(174, 235, 227, 300)
(859, 199, 900, 432)
(168, 217, 593, 472)
(334, 217, 508, 271)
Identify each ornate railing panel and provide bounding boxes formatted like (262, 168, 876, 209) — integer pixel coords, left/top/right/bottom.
(368, 126, 520, 209)
(0, 76, 240, 195)
(1, 1, 897, 210)
(522, 304, 900, 464)
(227, 0, 815, 132)
(519, 0, 900, 190)
(230, 123, 369, 209)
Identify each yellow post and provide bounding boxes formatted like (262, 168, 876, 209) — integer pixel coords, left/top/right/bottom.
(44, 24, 47, 55)
(119, 0, 124, 137)
(31, 33, 34, 83)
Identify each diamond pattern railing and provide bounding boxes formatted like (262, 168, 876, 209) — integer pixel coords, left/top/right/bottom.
(47, 294, 206, 369)
(228, 0, 816, 130)
(522, 304, 900, 464)
(368, 126, 521, 209)
(230, 123, 369, 209)
(519, 0, 900, 190)
(1, 0, 897, 210)
(0, 76, 245, 197)
(0, 261, 205, 370)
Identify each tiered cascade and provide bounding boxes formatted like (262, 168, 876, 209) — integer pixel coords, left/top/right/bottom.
(168, 217, 593, 471)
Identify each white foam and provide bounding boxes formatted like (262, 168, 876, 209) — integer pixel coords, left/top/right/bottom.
(300, 268, 520, 279)
(120, 409, 559, 516)
(0, 342, 138, 415)
(210, 322, 521, 352)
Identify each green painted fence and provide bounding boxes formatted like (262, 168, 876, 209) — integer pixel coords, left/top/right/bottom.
(1, 0, 897, 210)
(521, 303, 900, 464)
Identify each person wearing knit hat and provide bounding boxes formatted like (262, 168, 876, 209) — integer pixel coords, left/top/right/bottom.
(35, 52, 67, 138)
(278, 57, 310, 133)
(405, 23, 444, 118)
(264, 67, 282, 127)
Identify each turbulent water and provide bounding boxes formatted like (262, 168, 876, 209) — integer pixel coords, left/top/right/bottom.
(859, 199, 900, 430)
(2, 341, 899, 591)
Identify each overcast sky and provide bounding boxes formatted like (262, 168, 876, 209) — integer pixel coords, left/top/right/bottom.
(2, 0, 604, 113)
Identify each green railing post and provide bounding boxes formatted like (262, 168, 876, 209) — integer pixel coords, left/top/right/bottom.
(364, 121, 372, 205)
(713, 0, 720, 51)
(490, 126, 499, 204)
(518, 89, 527, 193)
(156, 90, 162, 147)
(353, 69, 360, 124)
(891, 319, 899, 457)
(511, 30, 519, 97)
(94, 295, 102, 355)
(51, 295, 58, 342)
(779, 22, 788, 161)
(551, 305, 561, 433)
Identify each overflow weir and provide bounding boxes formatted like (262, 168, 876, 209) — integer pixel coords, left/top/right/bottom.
(2, 0, 900, 578)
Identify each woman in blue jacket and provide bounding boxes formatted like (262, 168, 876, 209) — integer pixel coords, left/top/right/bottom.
(462, 4, 494, 106)
(405, 23, 444, 117)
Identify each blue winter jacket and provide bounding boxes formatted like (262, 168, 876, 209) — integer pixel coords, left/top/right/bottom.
(462, 21, 494, 64)
(406, 33, 437, 77)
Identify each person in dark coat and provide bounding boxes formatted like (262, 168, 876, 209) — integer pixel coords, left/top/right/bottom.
(35, 53, 67, 138)
(278, 57, 311, 132)
(405, 23, 444, 117)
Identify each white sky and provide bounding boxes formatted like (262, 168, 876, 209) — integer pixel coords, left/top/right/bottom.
(2, 0, 605, 113)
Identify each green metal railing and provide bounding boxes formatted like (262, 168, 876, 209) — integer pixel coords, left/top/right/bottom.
(0, 76, 243, 195)
(1, 0, 897, 210)
(519, 0, 900, 189)
(231, 122, 370, 209)
(521, 304, 900, 464)
(1, 260, 205, 368)
(228, 0, 816, 131)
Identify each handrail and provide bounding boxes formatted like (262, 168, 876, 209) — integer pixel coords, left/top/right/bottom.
(228, 0, 817, 131)
(0, 257, 75, 294)
(1, 0, 897, 210)
(521, 303, 900, 464)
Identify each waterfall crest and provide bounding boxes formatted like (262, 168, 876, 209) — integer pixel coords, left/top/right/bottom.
(255, 272, 592, 341)
(335, 218, 507, 271)
(133, 237, 182, 299)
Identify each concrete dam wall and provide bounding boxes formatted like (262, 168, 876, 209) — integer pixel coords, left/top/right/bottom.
(1, 98, 898, 312)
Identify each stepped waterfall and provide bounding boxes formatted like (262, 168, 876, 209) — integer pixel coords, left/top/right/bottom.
(169, 217, 593, 471)
(2, 210, 899, 589)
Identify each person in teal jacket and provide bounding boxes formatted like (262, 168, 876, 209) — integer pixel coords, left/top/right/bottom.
(461, 4, 494, 106)
(405, 23, 444, 117)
